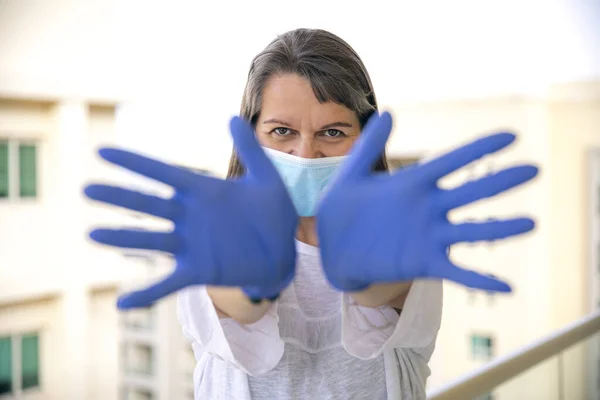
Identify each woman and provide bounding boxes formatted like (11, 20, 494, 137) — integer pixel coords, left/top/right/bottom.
(85, 29, 538, 399)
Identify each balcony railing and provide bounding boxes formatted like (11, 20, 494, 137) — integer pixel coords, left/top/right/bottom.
(427, 311, 600, 399)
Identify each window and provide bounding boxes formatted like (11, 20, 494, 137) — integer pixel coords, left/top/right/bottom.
(0, 333, 40, 396)
(0, 140, 38, 199)
(123, 342, 154, 376)
(467, 289, 477, 304)
(467, 290, 495, 306)
(121, 387, 154, 400)
(21, 334, 39, 389)
(486, 274, 497, 306)
(387, 156, 420, 171)
(122, 308, 155, 331)
(19, 144, 37, 197)
(471, 334, 493, 360)
(0, 143, 8, 198)
(0, 337, 12, 395)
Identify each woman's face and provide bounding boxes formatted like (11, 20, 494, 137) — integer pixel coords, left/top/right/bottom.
(255, 73, 361, 158)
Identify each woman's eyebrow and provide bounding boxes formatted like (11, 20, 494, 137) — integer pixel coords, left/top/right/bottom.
(262, 119, 353, 129)
(263, 118, 292, 127)
(319, 122, 353, 130)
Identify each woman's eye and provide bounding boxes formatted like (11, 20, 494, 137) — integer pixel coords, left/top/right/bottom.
(322, 129, 346, 138)
(273, 127, 292, 136)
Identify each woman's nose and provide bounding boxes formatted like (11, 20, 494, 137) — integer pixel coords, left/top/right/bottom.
(294, 137, 320, 159)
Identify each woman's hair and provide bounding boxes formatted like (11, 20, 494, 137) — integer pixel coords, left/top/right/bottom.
(227, 28, 389, 178)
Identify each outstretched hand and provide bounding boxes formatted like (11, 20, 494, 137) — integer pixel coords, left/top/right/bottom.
(85, 117, 298, 309)
(317, 112, 538, 293)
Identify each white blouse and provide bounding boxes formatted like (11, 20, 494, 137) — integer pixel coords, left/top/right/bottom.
(177, 240, 443, 399)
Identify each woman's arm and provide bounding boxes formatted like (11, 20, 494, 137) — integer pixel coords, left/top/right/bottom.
(349, 281, 413, 309)
(206, 286, 273, 325)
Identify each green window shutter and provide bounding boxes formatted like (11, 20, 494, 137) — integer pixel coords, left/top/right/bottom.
(19, 144, 37, 198)
(0, 336, 12, 395)
(21, 334, 39, 389)
(0, 142, 8, 198)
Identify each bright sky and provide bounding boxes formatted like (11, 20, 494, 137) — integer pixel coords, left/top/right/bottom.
(2, 1, 596, 171)
(113, 0, 600, 172)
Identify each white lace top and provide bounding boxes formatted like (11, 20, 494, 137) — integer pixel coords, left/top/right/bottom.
(177, 240, 443, 400)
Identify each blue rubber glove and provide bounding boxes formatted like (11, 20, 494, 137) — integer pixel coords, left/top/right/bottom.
(85, 117, 298, 309)
(317, 112, 538, 293)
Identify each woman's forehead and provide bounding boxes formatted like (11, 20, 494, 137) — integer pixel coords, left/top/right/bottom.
(259, 74, 358, 126)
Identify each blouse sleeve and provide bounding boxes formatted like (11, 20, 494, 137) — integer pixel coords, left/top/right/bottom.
(341, 279, 443, 360)
(177, 285, 284, 376)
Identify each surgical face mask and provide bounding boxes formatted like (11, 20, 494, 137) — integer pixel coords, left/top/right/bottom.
(262, 147, 347, 217)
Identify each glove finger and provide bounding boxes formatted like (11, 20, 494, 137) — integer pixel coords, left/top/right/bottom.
(438, 218, 535, 244)
(414, 132, 516, 183)
(439, 165, 538, 210)
(84, 184, 181, 221)
(433, 260, 512, 292)
(230, 116, 280, 181)
(98, 147, 200, 190)
(89, 229, 180, 253)
(117, 271, 187, 309)
(334, 111, 392, 182)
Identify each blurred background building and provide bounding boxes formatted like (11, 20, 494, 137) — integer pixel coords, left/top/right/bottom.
(0, 0, 599, 399)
